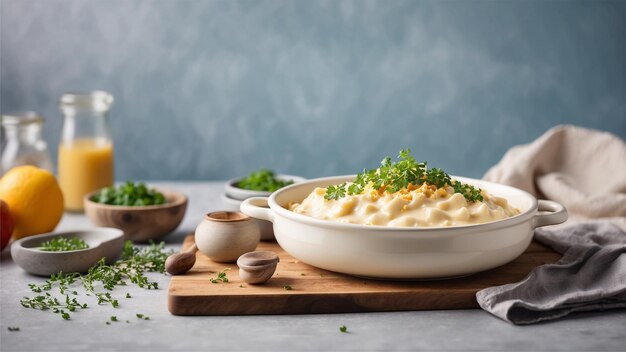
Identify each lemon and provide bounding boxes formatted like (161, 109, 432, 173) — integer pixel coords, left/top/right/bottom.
(0, 166, 64, 240)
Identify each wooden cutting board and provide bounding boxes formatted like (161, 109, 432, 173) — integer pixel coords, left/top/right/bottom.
(168, 234, 561, 315)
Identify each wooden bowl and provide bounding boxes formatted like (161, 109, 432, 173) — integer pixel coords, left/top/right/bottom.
(84, 188, 188, 242)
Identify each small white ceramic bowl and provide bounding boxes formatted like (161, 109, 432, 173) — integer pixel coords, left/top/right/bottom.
(11, 228, 125, 276)
(224, 174, 306, 201)
(240, 175, 568, 280)
(221, 193, 274, 241)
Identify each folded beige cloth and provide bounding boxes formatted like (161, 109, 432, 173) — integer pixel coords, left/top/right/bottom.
(483, 125, 626, 231)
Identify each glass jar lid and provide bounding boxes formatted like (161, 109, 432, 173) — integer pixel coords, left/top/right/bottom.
(59, 90, 114, 114)
(1, 111, 44, 126)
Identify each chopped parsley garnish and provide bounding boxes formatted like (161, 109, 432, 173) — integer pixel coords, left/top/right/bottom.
(283, 285, 293, 290)
(40, 237, 89, 252)
(90, 181, 166, 206)
(324, 149, 483, 202)
(339, 325, 348, 333)
(237, 169, 293, 192)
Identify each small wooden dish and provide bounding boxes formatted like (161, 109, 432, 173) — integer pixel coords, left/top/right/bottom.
(84, 188, 188, 242)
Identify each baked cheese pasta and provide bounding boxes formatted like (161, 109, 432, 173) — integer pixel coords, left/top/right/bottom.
(289, 182, 519, 227)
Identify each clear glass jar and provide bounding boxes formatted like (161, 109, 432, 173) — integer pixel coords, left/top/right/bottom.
(1, 111, 53, 175)
(58, 91, 114, 211)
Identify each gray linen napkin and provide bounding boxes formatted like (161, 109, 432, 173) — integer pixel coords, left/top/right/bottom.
(476, 222, 626, 325)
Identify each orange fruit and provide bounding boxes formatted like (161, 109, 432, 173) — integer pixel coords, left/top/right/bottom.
(0, 166, 64, 240)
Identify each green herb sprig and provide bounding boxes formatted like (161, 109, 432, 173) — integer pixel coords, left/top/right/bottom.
(210, 269, 230, 284)
(40, 237, 89, 252)
(324, 149, 483, 202)
(237, 169, 293, 192)
(20, 241, 173, 320)
(90, 181, 166, 206)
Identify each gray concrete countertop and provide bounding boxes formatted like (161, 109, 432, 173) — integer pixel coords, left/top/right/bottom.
(1, 182, 624, 351)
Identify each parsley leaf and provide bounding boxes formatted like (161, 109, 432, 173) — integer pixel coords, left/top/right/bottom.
(325, 183, 346, 200)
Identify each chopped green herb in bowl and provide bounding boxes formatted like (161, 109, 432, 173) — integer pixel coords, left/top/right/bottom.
(84, 183, 187, 242)
(40, 237, 89, 252)
(237, 169, 294, 192)
(90, 181, 166, 206)
(225, 169, 305, 201)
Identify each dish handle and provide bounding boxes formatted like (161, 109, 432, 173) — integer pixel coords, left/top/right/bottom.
(240, 197, 275, 223)
(533, 200, 568, 228)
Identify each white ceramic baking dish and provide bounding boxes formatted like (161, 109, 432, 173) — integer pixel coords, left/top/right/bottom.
(240, 175, 567, 279)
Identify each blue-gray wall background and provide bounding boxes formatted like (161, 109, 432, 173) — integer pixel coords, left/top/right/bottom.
(1, 0, 625, 180)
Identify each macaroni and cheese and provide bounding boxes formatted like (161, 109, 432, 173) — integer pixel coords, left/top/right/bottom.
(289, 182, 519, 227)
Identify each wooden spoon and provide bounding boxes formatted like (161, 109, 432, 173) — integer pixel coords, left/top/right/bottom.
(165, 243, 198, 275)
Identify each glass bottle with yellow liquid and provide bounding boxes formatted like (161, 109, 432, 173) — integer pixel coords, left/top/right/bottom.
(58, 91, 114, 211)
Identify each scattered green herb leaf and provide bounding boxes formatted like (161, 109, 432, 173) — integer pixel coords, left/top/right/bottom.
(283, 285, 293, 290)
(40, 237, 89, 252)
(324, 149, 483, 202)
(90, 181, 166, 206)
(237, 169, 293, 192)
(126, 293, 131, 298)
(340, 325, 348, 333)
(20, 241, 173, 320)
(136, 313, 144, 319)
(210, 269, 230, 284)
(110, 316, 118, 322)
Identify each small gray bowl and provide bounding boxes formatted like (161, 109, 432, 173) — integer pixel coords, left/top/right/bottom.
(11, 228, 125, 276)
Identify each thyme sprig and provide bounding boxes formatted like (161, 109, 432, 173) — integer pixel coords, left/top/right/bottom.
(20, 240, 173, 320)
(324, 149, 483, 202)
